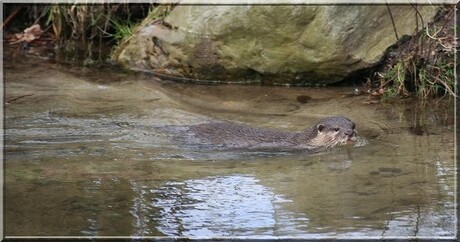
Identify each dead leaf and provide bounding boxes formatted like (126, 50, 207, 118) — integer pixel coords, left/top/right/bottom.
(9, 24, 43, 44)
(22, 24, 43, 42)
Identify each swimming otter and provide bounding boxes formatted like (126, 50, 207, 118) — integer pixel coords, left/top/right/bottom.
(184, 116, 357, 151)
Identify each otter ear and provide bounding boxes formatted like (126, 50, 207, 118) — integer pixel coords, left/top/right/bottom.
(317, 123, 325, 132)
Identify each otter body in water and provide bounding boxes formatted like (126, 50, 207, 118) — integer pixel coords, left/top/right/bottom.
(183, 116, 357, 151)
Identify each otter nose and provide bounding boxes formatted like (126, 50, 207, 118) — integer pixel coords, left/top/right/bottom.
(345, 129, 354, 136)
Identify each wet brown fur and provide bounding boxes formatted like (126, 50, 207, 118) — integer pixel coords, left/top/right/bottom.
(186, 116, 356, 150)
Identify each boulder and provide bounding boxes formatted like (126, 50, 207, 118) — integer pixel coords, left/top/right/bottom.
(114, 5, 440, 85)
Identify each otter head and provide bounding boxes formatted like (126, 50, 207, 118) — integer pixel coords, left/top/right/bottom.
(308, 116, 357, 149)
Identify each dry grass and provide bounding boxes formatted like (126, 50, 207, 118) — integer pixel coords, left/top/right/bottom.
(375, 5, 456, 100)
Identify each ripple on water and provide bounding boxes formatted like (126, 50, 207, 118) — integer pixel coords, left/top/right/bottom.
(130, 174, 311, 237)
(4, 58, 455, 238)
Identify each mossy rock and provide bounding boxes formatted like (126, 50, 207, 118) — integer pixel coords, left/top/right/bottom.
(114, 5, 439, 85)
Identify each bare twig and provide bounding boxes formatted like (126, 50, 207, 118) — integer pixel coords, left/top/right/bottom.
(2, 7, 22, 29)
(409, 2, 425, 32)
(386, 4, 399, 41)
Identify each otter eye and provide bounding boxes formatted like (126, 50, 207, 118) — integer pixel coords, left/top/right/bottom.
(317, 124, 325, 132)
(333, 127, 340, 132)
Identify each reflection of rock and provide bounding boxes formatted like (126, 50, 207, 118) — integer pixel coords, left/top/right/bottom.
(115, 5, 439, 85)
(130, 175, 310, 237)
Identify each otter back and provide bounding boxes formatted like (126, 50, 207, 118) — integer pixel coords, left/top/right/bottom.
(184, 122, 305, 150)
(167, 116, 356, 152)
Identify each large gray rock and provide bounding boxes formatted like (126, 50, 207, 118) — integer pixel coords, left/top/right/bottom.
(114, 5, 439, 85)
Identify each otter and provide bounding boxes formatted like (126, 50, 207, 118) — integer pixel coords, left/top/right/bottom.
(183, 116, 357, 151)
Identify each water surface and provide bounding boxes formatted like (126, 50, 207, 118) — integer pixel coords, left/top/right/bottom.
(4, 54, 456, 239)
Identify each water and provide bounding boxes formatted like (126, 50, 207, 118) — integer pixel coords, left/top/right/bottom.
(4, 54, 456, 239)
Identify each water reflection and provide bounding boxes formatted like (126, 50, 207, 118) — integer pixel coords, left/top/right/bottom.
(130, 174, 309, 237)
(4, 55, 456, 238)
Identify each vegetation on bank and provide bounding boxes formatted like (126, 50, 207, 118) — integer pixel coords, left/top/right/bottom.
(3, 4, 456, 100)
(4, 4, 173, 64)
(370, 5, 456, 100)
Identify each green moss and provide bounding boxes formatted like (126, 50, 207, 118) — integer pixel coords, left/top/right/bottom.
(146, 4, 175, 21)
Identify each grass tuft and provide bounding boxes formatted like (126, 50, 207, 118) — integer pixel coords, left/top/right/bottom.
(374, 5, 456, 100)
